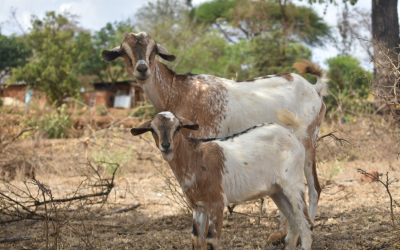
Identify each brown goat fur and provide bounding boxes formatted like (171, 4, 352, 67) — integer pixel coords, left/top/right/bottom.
(293, 59, 324, 78)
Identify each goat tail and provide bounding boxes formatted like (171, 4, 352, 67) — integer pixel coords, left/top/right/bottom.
(275, 109, 308, 141)
(292, 59, 328, 97)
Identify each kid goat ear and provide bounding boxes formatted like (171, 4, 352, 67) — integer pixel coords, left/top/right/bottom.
(178, 117, 199, 131)
(130, 120, 152, 136)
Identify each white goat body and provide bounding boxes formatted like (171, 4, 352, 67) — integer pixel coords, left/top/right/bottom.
(217, 123, 305, 205)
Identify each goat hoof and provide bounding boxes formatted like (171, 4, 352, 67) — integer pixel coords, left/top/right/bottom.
(296, 237, 302, 246)
(267, 231, 286, 245)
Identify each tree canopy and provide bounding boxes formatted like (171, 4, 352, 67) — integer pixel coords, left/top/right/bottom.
(9, 12, 91, 105)
(0, 34, 31, 83)
(78, 20, 136, 84)
(1, 0, 375, 118)
(324, 55, 372, 114)
(194, 0, 330, 78)
(301, 0, 357, 5)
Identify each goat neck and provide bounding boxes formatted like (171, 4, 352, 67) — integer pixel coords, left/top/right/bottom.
(162, 132, 197, 181)
(137, 60, 177, 111)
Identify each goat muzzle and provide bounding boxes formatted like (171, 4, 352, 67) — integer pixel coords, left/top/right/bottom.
(137, 64, 148, 74)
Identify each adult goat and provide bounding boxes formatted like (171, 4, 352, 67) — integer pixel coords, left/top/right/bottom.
(102, 32, 327, 242)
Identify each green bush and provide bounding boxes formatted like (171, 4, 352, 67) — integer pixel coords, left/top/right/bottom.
(22, 104, 73, 139)
(96, 105, 108, 116)
(324, 55, 374, 118)
(132, 101, 158, 119)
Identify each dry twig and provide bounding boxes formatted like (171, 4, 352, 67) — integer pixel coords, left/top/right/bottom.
(358, 169, 399, 226)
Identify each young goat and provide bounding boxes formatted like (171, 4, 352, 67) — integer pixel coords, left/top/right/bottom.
(131, 110, 313, 250)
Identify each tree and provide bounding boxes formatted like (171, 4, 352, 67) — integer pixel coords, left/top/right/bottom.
(249, 33, 312, 77)
(194, 0, 237, 42)
(350, 8, 373, 59)
(333, 5, 353, 55)
(78, 20, 136, 84)
(9, 12, 91, 105)
(305, 0, 400, 113)
(135, 0, 246, 79)
(0, 35, 31, 84)
(372, 0, 400, 109)
(302, 0, 357, 6)
(231, 0, 329, 77)
(332, 7, 372, 59)
(196, 0, 330, 43)
(194, 0, 330, 77)
(134, 0, 329, 80)
(324, 55, 373, 115)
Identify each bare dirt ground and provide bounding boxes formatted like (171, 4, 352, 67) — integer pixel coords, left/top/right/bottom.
(1, 114, 400, 249)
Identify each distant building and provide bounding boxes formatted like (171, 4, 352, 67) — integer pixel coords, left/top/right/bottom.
(0, 78, 145, 109)
(83, 81, 146, 109)
(1, 83, 26, 102)
(0, 81, 46, 105)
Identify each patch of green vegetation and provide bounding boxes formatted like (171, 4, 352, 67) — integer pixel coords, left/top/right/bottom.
(21, 104, 72, 139)
(132, 101, 158, 119)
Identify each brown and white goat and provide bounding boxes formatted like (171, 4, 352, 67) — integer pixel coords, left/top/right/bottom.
(103, 32, 327, 241)
(131, 110, 313, 250)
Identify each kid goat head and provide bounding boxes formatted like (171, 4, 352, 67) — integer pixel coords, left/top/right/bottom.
(131, 111, 198, 155)
(102, 32, 175, 82)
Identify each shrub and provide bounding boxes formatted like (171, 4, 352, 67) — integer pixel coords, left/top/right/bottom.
(324, 55, 374, 118)
(22, 104, 72, 139)
(132, 101, 158, 119)
(96, 105, 108, 116)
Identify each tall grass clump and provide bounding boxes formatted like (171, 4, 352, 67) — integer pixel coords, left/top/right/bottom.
(21, 104, 73, 139)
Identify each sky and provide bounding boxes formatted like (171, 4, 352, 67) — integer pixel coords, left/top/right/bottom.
(0, 0, 396, 70)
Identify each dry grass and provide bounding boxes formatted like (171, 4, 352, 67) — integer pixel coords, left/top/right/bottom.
(0, 107, 399, 249)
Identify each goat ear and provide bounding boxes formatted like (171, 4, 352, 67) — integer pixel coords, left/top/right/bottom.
(102, 46, 121, 63)
(178, 117, 199, 131)
(130, 120, 152, 136)
(156, 44, 176, 62)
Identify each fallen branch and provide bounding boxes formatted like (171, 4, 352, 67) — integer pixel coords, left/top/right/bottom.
(28, 190, 115, 207)
(231, 211, 278, 219)
(69, 222, 123, 228)
(98, 204, 141, 217)
(0, 192, 43, 219)
(1, 127, 34, 150)
(337, 178, 357, 183)
(0, 236, 32, 243)
(336, 192, 354, 201)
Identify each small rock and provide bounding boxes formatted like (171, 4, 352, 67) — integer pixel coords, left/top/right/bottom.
(360, 170, 379, 184)
(223, 221, 231, 228)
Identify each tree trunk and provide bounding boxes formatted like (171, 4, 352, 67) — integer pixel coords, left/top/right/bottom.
(372, 0, 400, 111)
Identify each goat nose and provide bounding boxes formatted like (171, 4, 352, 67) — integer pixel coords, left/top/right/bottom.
(137, 64, 148, 73)
(161, 142, 170, 148)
